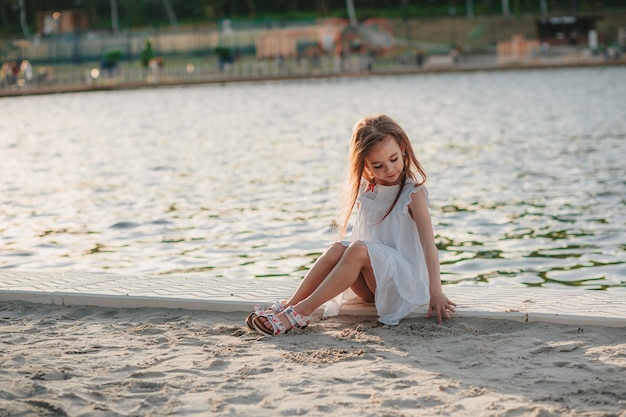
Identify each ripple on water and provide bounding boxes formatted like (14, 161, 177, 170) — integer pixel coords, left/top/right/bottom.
(0, 67, 625, 291)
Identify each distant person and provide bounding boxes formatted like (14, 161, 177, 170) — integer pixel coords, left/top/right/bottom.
(449, 45, 461, 64)
(4, 61, 18, 85)
(416, 51, 425, 67)
(0, 63, 7, 86)
(247, 114, 457, 336)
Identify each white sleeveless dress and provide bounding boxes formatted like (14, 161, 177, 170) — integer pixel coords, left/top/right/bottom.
(326, 179, 431, 325)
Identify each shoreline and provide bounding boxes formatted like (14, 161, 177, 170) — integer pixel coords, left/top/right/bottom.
(2, 58, 624, 98)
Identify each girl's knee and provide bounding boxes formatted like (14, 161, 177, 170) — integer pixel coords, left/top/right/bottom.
(345, 240, 369, 262)
(324, 242, 347, 262)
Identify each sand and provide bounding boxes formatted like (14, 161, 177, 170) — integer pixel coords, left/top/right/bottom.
(0, 301, 624, 417)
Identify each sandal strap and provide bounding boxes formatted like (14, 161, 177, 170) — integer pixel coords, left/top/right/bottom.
(254, 300, 285, 315)
(269, 300, 286, 313)
(253, 310, 287, 336)
(283, 307, 309, 329)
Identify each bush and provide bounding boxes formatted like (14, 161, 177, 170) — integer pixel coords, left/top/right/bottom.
(140, 40, 156, 67)
(103, 49, 123, 63)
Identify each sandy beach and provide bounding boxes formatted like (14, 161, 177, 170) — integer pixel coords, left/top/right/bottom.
(1, 301, 624, 416)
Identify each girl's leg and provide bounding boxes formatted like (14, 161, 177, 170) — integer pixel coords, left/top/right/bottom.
(255, 241, 375, 333)
(250, 242, 347, 331)
(350, 272, 375, 304)
(285, 242, 347, 306)
(293, 241, 375, 316)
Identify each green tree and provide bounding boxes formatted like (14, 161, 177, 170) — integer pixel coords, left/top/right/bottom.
(140, 39, 155, 67)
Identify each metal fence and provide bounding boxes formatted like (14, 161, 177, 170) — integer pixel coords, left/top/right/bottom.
(1, 50, 440, 91)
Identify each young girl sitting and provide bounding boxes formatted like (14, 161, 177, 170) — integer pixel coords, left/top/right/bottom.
(248, 114, 456, 336)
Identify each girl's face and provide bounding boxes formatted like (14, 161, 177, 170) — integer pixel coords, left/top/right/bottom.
(364, 136, 405, 186)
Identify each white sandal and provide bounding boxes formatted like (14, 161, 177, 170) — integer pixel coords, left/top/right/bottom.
(252, 306, 309, 337)
(245, 300, 285, 330)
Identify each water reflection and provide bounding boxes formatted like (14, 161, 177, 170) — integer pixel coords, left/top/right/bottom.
(1, 67, 625, 291)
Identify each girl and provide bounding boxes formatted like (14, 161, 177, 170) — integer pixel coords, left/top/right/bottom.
(248, 114, 456, 336)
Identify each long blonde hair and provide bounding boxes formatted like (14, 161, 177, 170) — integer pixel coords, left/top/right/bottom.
(338, 114, 427, 237)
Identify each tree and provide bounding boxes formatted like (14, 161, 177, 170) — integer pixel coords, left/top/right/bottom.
(140, 39, 155, 67)
(18, 0, 30, 37)
(316, 0, 329, 15)
(162, 0, 178, 27)
(501, 0, 510, 17)
(346, 0, 357, 26)
(246, 0, 256, 18)
(110, 0, 119, 33)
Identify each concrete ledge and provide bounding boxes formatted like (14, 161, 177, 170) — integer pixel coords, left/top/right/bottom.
(0, 271, 624, 327)
(0, 290, 259, 312)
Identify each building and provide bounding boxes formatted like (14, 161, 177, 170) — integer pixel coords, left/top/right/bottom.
(36, 10, 89, 35)
(535, 15, 603, 45)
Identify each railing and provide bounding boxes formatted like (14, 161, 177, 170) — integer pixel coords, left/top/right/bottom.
(1, 52, 432, 91)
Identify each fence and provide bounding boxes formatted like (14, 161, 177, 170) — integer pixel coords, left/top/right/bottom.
(1, 50, 439, 91)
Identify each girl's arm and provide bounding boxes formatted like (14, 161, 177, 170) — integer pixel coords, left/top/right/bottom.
(408, 188, 457, 324)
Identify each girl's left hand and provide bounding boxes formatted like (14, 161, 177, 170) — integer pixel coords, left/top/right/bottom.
(425, 290, 457, 324)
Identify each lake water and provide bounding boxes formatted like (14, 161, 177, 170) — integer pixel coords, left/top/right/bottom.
(2, 66, 625, 291)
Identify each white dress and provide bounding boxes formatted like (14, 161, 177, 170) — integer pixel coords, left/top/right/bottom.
(325, 179, 431, 325)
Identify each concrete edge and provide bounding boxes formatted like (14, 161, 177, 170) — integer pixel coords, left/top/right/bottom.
(1, 289, 625, 327)
(2, 61, 624, 99)
(0, 290, 258, 312)
(527, 313, 626, 328)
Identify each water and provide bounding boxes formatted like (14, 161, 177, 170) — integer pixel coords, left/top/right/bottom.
(1, 66, 625, 291)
